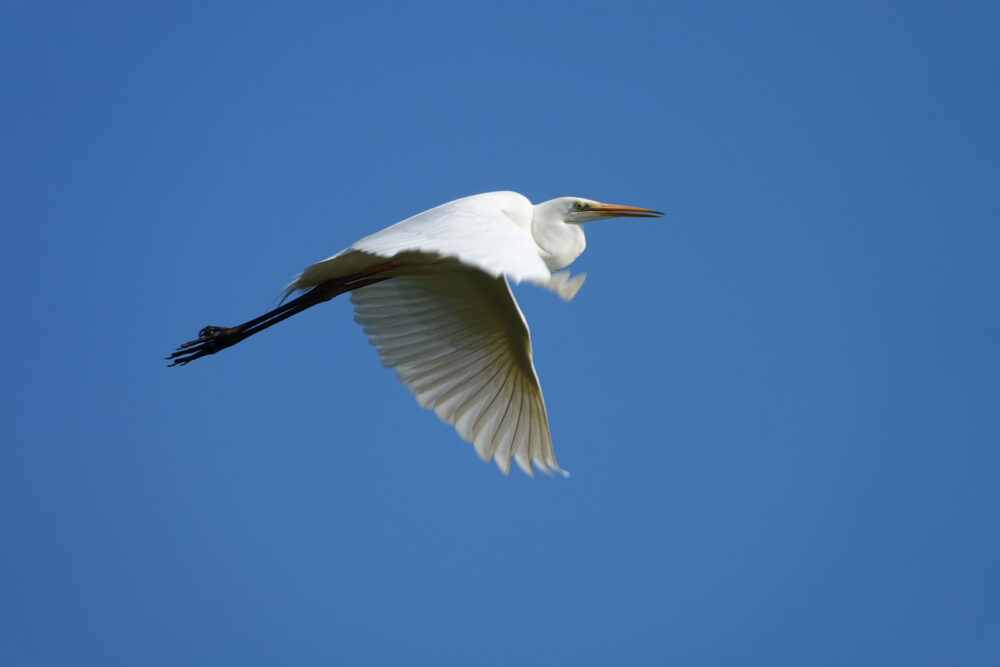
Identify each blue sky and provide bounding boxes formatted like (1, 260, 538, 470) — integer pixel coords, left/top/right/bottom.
(2, 1, 998, 665)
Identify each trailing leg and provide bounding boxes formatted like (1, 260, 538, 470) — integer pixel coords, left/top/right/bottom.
(167, 266, 394, 366)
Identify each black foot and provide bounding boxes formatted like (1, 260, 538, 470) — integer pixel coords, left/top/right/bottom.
(167, 325, 241, 366)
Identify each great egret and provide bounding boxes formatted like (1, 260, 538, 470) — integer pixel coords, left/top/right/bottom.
(169, 191, 662, 475)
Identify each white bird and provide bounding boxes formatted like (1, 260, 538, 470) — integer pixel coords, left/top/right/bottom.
(169, 191, 662, 475)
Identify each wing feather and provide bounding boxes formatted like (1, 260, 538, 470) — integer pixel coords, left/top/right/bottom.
(350, 266, 561, 476)
(377, 327, 494, 366)
(475, 363, 516, 462)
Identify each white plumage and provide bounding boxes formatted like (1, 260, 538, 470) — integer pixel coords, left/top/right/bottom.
(351, 265, 556, 475)
(170, 191, 661, 476)
(298, 192, 550, 287)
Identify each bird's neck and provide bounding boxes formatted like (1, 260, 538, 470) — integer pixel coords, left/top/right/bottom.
(532, 216, 586, 271)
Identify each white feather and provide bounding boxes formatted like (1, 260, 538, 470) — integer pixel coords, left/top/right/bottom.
(351, 267, 561, 475)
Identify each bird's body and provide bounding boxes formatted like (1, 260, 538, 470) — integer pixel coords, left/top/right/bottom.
(170, 191, 661, 475)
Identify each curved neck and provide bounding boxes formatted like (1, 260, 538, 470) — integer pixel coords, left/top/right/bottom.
(531, 205, 586, 271)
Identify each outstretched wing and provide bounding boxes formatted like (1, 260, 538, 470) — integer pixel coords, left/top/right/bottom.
(350, 264, 561, 476)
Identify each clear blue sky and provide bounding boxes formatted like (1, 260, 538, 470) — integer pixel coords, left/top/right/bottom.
(2, 2, 998, 665)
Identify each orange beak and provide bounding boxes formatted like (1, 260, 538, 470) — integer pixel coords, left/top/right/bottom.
(588, 203, 664, 218)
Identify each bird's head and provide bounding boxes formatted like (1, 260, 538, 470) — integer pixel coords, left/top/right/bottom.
(544, 197, 663, 223)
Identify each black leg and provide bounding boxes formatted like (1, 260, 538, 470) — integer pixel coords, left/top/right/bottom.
(167, 270, 393, 366)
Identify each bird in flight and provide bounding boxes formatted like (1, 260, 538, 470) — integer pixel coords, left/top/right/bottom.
(169, 191, 662, 476)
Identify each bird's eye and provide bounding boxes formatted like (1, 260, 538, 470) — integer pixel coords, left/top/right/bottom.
(574, 202, 586, 211)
